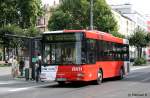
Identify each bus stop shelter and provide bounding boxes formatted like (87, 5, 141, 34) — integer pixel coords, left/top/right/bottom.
(0, 33, 42, 80)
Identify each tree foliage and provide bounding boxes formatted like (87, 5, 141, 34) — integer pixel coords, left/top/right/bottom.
(0, 24, 41, 49)
(48, 0, 118, 33)
(0, 24, 23, 35)
(129, 28, 148, 47)
(0, 0, 19, 27)
(93, 0, 118, 32)
(129, 28, 149, 58)
(0, 0, 43, 29)
(24, 26, 41, 37)
(0, 24, 24, 47)
(18, 0, 43, 28)
(110, 31, 125, 38)
(146, 32, 150, 43)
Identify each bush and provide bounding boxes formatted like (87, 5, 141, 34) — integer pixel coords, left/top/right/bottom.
(134, 57, 146, 66)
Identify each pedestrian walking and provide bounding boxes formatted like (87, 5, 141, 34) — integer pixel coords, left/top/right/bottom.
(11, 57, 18, 79)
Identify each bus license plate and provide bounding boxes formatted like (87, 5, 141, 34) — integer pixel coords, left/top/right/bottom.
(56, 78, 66, 81)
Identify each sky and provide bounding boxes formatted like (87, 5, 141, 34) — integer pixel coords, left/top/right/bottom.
(42, 0, 150, 15)
(106, 0, 150, 15)
(131, 0, 150, 15)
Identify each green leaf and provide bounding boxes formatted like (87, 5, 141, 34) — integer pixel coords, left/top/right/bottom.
(48, 0, 118, 33)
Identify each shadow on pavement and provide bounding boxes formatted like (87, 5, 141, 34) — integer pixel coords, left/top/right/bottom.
(41, 77, 121, 88)
(42, 82, 90, 88)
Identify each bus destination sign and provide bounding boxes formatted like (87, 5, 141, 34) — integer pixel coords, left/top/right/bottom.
(44, 34, 77, 42)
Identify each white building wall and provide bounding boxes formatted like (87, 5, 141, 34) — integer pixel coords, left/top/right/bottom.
(112, 10, 136, 37)
(110, 4, 147, 32)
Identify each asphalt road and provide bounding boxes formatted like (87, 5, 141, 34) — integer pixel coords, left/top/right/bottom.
(0, 66, 150, 98)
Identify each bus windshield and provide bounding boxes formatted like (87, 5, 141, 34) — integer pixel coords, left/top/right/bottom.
(43, 33, 83, 65)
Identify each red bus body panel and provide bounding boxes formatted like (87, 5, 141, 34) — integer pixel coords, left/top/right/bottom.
(56, 61, 124, 81)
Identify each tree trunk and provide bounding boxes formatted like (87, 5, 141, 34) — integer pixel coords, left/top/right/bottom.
(15, 47, 18, 58)
(137, 47, 142, 58)
(137, 47, 140, 58)
(139, 47, 142, 58)
(6, 47, 9, 60)
(3, 45, 5, 61)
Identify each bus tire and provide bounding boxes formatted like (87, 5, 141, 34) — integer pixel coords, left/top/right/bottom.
(57, 81, 65, 85)
(118, 68, 124, 80)
(93, 69, 103, 85)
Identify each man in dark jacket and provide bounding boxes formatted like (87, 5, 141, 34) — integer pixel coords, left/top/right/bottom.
(19, 59, 24, 77)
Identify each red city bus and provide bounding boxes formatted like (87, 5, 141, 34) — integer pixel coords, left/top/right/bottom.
(40, 30, 130, 85)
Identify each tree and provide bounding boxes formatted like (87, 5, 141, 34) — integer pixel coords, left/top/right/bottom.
(110, 31, 125, 38)
(17, 0, 43, 28)
(0, 0, 43, 29)
(93, 0, 118, 32)
(0, 24, 23, 35)
(0, 0, 19, 27)
(129, 28, 149, 58)
(0, 24, 24, 60)
(146, 32, 150, 43)
(24, 26, 41, 37)
(48, 0, 118, 33)
(0, 24, 25, 49)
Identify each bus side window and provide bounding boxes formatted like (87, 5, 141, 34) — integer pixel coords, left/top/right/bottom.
(86, 39, 96, 64)
(122, 45, 129, 61)
(81, 39, 87, 64)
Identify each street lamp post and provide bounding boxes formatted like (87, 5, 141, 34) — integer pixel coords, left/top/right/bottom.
(90, 0, 93, 30)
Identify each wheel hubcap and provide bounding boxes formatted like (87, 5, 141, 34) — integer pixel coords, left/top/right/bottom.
(98, 71, 102, 82)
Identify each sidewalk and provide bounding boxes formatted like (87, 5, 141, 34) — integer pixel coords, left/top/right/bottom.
(0, 64, 150, 79)
(0, 64, 150, 76)
(0, 61, 5, 64)
(0, 66, 11, 76)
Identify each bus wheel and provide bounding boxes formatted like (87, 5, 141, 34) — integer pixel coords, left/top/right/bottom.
(57, 81, 65, 85)
(93, 69, 103, 85)
(119, 68, 124, 80)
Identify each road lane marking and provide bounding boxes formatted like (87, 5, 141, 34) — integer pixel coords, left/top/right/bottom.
(141, 77, 150, 82)
(131, 66, 150, 71)
(8, 82, 55, 92)
(9, 87, 29, 92)
(0, 81, 26, 85)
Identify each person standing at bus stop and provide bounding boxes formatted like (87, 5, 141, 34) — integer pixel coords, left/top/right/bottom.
(24, 57, 30, 81)
(11, 57, 18, 79)
(35, 53, 42, 82)
(19, 58, 24, 77)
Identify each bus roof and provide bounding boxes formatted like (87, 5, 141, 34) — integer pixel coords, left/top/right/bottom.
(43, 30, 86, 34)
(43, 30, 128, 44)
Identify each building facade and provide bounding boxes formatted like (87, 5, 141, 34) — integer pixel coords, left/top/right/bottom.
(146, 15, 150, 32)
(112, 10, 136, 37)
(110, 4, 147, 32)
(37, 0, 61, 32)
